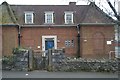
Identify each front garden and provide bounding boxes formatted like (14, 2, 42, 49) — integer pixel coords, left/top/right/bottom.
(2, 48, 120, 73)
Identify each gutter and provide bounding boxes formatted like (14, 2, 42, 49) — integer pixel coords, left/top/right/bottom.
(80, 23, 115, 26)
(21, 23, 115, 27)
(21, 24, 77, 27)
(18, 25, 21, 47)
(0, 24, 18, 26)
(76, 24, 81, 58)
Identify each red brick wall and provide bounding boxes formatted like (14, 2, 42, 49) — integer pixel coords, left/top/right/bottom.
(2, 27, 18, 56)
(0, 27, 2, 58)
(21, 25, 114, 58)
(81, 25, 115, 58)
(21, 26, 78, 56)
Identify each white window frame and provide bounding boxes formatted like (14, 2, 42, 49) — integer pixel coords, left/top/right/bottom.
(25, 12, 34, 24)
(64, 11, 74, 24)
(45, 11, 54, 24)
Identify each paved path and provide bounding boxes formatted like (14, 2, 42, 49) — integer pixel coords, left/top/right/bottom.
(2, 70, 118, 78)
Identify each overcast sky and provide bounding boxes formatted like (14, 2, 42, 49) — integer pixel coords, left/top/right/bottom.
(0, 0, 119, 17)
(0, 0, 90, 5)
(0, 0, 119, 5)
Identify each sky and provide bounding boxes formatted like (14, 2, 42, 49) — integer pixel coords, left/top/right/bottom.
(0, 0, 119, 17)
(0, 0, 88, 5)
(0, 0, 119, 6)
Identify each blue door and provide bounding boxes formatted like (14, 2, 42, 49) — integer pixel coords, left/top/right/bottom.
(45, 40, 54, 50)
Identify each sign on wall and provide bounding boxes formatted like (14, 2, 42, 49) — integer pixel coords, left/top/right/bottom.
(107, 41, 112, 45)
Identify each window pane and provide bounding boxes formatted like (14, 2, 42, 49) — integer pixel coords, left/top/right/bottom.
(65, 40, 68, 47)
(45, 12, 54, 24)
(68, 40, 71, 47)
(65, 40, 71, 47)
(25, 13, 33, 24)
(47, 14, 52, 23)
(26, 14, 32, 23)
(71, 40, 74, 47)
(66, 14, 72, 20)
(65, 13, 73, 24)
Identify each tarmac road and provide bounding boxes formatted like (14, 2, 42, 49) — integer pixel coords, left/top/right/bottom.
(2, 70, 118, 78)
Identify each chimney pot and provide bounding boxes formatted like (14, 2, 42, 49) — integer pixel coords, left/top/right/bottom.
(69, 2, 76, 5)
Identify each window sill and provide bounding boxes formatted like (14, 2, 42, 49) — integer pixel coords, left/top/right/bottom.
(24, 23, 34, 25)
(64, 23, 74, 25)
(44, 23, 55, 25)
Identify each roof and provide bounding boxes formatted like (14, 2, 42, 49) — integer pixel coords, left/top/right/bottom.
(0, 1, 18, 25)
(82, 2, 114, 23)
(1, 1, 115, 26)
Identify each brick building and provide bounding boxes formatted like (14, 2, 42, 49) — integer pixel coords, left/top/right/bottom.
(1, 1, 116, 58)
(0, 2, 18, 56)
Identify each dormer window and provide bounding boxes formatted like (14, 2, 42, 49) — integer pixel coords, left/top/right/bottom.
(45, 11, 54, 24)
(25, 12, 34, 24)
(64, 12, 74, 24)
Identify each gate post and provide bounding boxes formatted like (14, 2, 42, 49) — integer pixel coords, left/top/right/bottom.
(28, 48, 33, 71)
(48, 49, 52, 71)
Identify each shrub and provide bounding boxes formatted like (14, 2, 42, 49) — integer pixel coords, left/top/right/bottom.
(2, 56, 14, 65)
(12, 47, 27, 54)
(2, 56, 15, 70)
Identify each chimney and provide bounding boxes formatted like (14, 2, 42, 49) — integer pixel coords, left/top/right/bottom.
(69, 2, 76, 6)
(118, 1, 120, 15)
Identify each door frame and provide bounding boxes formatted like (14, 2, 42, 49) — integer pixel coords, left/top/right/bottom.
(42, 35, 57, 51)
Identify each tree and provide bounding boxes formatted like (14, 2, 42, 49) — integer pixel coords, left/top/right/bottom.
(106, 0, 120, 58)
(106, 0, 120, 20)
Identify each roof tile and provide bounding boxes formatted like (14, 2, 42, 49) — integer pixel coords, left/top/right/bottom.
(1, 1, 115, 25)
(0, 1, 18, 25)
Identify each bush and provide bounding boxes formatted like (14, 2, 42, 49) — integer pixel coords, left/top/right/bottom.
(2, 56, 15, 70)
(2, 56, 14, 65)
(47, 65, 53, 72)
(13, 47, 27, 54)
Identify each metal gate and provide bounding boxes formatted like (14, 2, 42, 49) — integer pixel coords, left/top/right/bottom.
(33, 50, 48, 70)
(33, 49, 65, 71)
